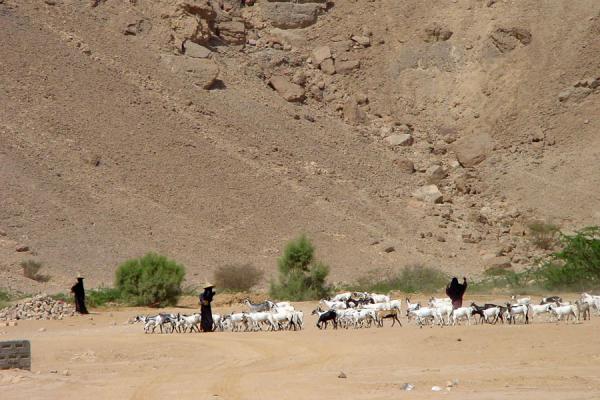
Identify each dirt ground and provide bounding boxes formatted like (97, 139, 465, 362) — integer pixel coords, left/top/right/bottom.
(2, 296, 600, 400)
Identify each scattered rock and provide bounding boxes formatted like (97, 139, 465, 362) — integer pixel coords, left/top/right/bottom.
(424, 23, 453, 42)
(335, 59, 360, 74)
(44, 0, 57, 5)
(0, 294, 76, 321)
(312, 45, 332, 65)
(402, 383, 415, 391)
(431, 386, 443, 392)
(123, 20, 151, 36)
(452, 132, 494, 167)
(162, 56, 219, 89)
(384, 134, 413, 147)
(15, 245, 29, 252)
(351, 35, 371, 47)
(413, 185, 443, 204)
(183, 41, 212, 59)
(490, 27, 532, 53)
(38, 328, 46, 332)
(268, 28, 306, 48)
(343, 98, 367, 124)
(320, 58, 336, 75)
(485, 256, 512, 270)
(393, 158, 415, 173)
(426, 165, 448, 184)
(269, 75, 305, 102)
(263, 3, 322, 29)
(217, 20, 246, 45)
(62, 369, 70, 377)
(338, 371, 347, 379)
(383, 246, 395, 253)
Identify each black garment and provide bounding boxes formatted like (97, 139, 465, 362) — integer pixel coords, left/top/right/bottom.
(71, 278, 89, 314)
(200, 287, 215, 332)
(445, 277, 467, 309)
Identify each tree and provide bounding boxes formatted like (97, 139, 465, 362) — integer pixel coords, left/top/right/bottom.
(115, 252, 185, 307)
(270, 235, 331, 301)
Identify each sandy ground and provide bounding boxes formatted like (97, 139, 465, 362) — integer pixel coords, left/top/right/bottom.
(2, 297, 600, 400)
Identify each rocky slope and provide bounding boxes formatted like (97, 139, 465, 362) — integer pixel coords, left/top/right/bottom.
(1, 0, 599, 292)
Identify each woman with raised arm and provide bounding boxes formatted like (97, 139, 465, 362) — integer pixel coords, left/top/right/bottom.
(446, 276, 468, 309)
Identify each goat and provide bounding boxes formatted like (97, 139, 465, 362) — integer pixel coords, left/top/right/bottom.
(506, 303, 529, 324)
(246, 312, 278, 331)
(312, 308, 337, 330)
(346, 297, 375, 308)
(370, 293, 391, 303)
(176, 313, 201, 333)
(223, 312, 248, 332)
(575, 300, 590, 321)
(528, 303, 553, 321)
(331, 292, 353, 302)
(376, 309, 402, 327)
(319, 299, 347, 310)
(451, 306, 474, 326)
(409, 307, 440, 326)
(430, 299, 453, 325)
(549, 303, 578, 322)
(511, 295, 531, 306)
(540, 296, 562, 305)
(405, 298, 421, 318)
(243, 299, 273, 313)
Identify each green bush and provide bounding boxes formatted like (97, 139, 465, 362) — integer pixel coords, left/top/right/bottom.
(115, 252, 186, 307)
(534, 226, 600, 290)
(214, 263, 263, 292)
(86, 287, 123, 308)
(348, 264, 449, 294)
(269, 235, 332, 301)
(528, 221, 560, 250)
(0, 289, 11, 309)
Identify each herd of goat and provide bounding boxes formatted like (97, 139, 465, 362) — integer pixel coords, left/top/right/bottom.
(133, 292, 600, 333)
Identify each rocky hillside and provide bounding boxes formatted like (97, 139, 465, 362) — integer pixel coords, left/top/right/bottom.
(1, 0, 599, 292)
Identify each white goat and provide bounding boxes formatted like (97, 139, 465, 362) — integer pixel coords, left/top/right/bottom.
(320, 299, 347, 310)
(506, 303, 529, 324)
(549, 304, 578, 322)
(409, 307, 439, 326)
(451, 306, 474, 326)
(528, 303, 552, 321)
(246, 312, 278, 331)
(370, 293, 390, 303)
(511, 296, 531, 306)
(331, 292, 352, 302)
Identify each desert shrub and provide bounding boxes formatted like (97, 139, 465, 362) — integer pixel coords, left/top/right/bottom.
(51, 292, 72, 303)
(534, 226, 600, 290)
(528, 221, 560, 250)
(0, 289, 11, 309)
(269, 235, 332, 301)
(86, 287, 123, 308)
(214, 263, 263, 292)
(349, 265, 449, 294)
(21, 260, 50, 282)
(115, 252, 186, 307)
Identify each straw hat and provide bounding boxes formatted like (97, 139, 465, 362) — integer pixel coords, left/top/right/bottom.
(76, 272, 84, 279)
(203, 282, 215, 289)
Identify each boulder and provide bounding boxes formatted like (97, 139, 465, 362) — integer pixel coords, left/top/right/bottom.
(393, 158, 415, 173)
(412, 185, 443, 203)
(269, 75, 305, 102)
(343, 99, 367, 124)
(268, 28, 306, 48)
(263, 3, 321, 29)
(312, 45, 332, 65)
(15, 244, 29, 252)
(484, 256, 512, 270)
(320, 58, 336, 75)
(490, 27, 532, 53)
(162, 56, 219, 89)
(452, 132, 493, 167)
(384, 134, 413, 147)
(426, 165, 448, 184)
(335, 59, 360, 74)
(217, 20, 246, 45)
(183, 41, 212, 58)
(424, 23, 453, 42)
(351, 35, 371, 47)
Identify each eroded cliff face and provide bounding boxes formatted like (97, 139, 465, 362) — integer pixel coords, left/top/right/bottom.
(1, 0, 599, 291)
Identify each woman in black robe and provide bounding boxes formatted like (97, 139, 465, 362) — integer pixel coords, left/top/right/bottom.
(199, 283, 215, 332)
(71, 275, 89, 314)
(445, 277, 468, 309)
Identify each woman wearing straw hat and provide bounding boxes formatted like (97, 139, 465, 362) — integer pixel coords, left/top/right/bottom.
(199, 282, 216, 332)
(71, 273, 89, 314)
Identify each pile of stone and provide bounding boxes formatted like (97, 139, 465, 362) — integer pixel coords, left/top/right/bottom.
(0, 294, 75, 321)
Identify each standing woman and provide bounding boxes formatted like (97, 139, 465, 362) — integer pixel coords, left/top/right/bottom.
(446, 276, 468, 309)
(199, 282, 216, 332)
(71, 274, 89, 314)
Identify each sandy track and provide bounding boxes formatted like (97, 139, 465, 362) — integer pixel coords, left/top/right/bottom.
(2, 301, 600, 400)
